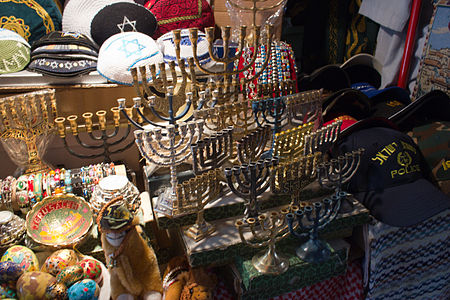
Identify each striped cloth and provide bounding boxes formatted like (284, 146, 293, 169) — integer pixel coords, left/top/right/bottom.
(363, 209, 450, 300)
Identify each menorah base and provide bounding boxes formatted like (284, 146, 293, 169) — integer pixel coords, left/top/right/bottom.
(22, 161, 53, 175)
(185, 221, 215, 242)
(154, 188, 178, 217)
(252, 247, 289, 275)
(296, 238, 333, 264)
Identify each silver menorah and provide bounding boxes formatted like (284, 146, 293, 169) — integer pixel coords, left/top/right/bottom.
(235, 208, 291, 274)
(134, 120, 204, 216)
(235, 125, 271, 164)
(286, 194, 343, 263)
(317, 148, 364, 194)
(303, 120, 342, 155)
(285, 89, 323, 127)
(224, 157, 278, 220)
(191, 127, 234, 175)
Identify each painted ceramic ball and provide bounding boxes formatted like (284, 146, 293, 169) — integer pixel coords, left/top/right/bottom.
(57, 265, 84, 287)
(78, 258, 102, 284)
(67, 279, 100, 300)
(0, 282, 16, 298)
(16, 271, 56, 299)
(43, 249, 79, 276)
(0, 261, 24, 282)
(0, 245, 39, 272)
(45, 282, 68, 300)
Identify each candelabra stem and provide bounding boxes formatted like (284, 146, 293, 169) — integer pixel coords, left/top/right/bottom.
(252, 243, 289, 275)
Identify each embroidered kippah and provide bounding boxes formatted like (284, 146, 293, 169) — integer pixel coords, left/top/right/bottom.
(90, 2, 158, 47)
(62, 0, 134, 42)
(144, 0, 215, 39)
(0, 28, 30, 74)
(0, 0, 62, 44)
(97, 31, 163, 85)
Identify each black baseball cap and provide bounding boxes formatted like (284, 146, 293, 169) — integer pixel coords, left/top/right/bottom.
(332, 118, 450, 227)
(389, 90, 450, 132)
(322, 88, 372, 123)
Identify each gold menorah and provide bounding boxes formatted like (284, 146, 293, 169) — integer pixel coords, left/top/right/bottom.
(273, 122, 315, 162)
(272, 153, 322, 206)
(0, 89, 57, 174)
(175, 168, 222, 242)
(194, 99, 258, 139)
(54, 107, 136, 162)
(284, 89, 323, 127)
(235, 208, 291, 275)
(189, 24, 274, 87)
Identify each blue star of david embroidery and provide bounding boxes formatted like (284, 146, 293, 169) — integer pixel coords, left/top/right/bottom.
(118, 38, 146, 58)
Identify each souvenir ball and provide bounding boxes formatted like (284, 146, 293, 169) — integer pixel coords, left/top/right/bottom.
(42, 249, 79, 276)
(45, 281, 68, 300)
(67, 279, 100, 300)
(78, 257, 103, 284)
(97, 31, 163, 85)
(1, 245, 39, 272)
(0, 261, 24, 283)
(157, 29, 217, 71)
(57, 264, 85, 287)
(16, 271, 56, 300)
(0, 282, 16, 298)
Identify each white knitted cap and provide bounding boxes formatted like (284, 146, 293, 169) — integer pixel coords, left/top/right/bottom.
(62, 0, 134, 40)
(0, 28, 30, 47)
(97, 31, 163, 85)
(157, 29, 217, 70)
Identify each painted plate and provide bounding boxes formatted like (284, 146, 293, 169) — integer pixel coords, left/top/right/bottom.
(26, 194, 93, 247)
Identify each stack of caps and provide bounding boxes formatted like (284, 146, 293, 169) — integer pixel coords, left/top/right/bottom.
(0, 28, 31, 75)
(27, 31, 99, 77)
(0, 211, 26, 250)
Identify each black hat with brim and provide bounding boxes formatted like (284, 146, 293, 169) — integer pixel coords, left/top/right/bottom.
(333, 119, 450, 227)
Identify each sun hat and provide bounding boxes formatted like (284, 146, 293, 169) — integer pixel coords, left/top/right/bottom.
(62, 0, 134, 41)
(97, 31, 163, 85)
(0, 28, 31, 74)
(90, 2, 158, 47)
(157, 29, 216, 70)
(0, 0, 62, 44)
(144, 0, 215, 39)
(332, 118, 450, 227)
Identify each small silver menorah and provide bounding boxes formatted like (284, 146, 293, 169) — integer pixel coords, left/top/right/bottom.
(317, 148, 364, 194)
(134, 120, 204, 216)
(303, 120, 343, 155)
(236, 125, 271, 164)
(286, 194, 344, 263)
(224, 157, 278, 220)
(235, 208, 291, 275)
(191, 127, 234, 175)
(285, 89, 323, 127)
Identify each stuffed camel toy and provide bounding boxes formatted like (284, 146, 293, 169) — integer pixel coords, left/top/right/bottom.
(162, 256, 217, 300)
(98, 196, 163, 300)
